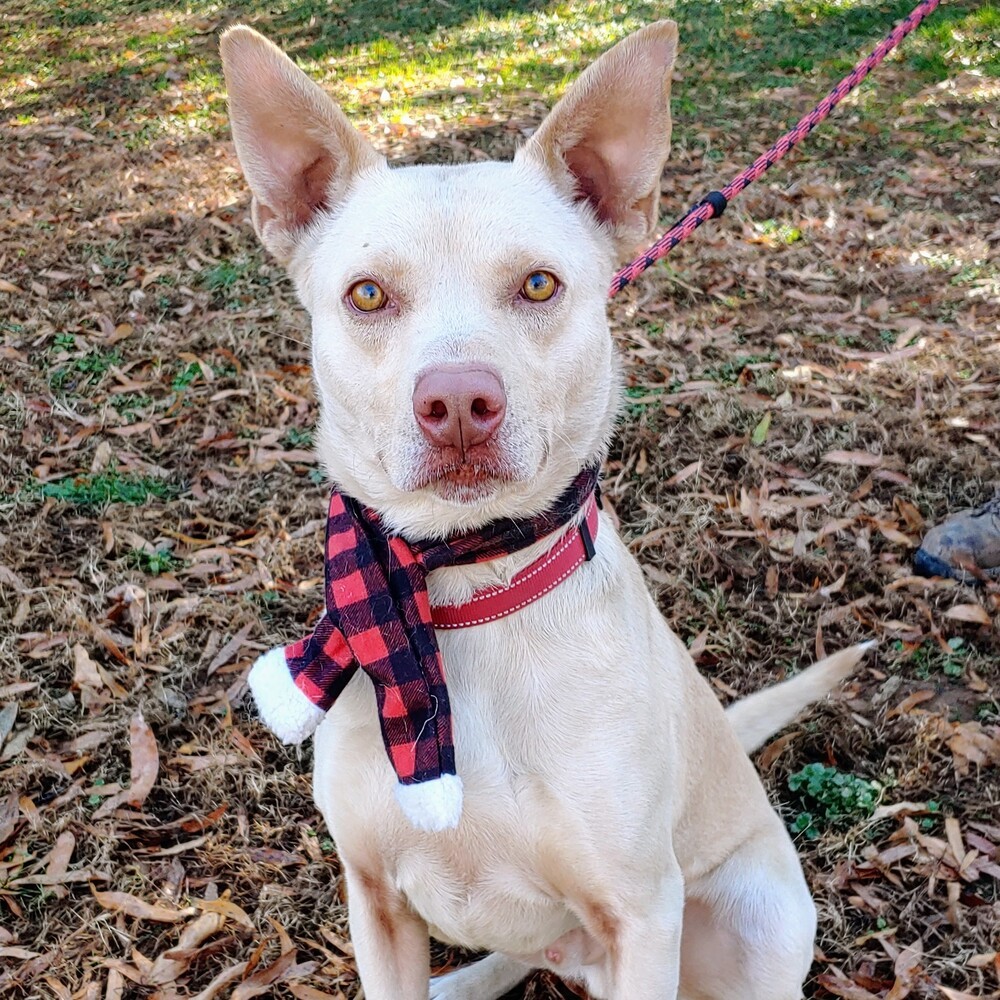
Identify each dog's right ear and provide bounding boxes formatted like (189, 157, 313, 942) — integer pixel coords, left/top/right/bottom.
(219, 26, 384, 264)
(517, 21, 678, 258)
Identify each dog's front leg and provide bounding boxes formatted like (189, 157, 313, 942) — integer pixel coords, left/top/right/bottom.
(581, 867, 685, 1000)
(344, 866, 430, 1000)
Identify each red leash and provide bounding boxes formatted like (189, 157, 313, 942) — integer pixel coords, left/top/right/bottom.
(610, 0, 943, 297)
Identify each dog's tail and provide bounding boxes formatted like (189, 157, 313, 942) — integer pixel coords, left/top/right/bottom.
(725, 642, 874, 754)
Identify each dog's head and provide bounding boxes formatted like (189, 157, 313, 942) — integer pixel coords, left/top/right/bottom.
(220, 23, 677, 537)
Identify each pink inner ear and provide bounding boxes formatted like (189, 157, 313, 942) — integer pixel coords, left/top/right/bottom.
(292, 155, 335, 227)
(262, 136, 336, 229)
(565, 146, 614, 223)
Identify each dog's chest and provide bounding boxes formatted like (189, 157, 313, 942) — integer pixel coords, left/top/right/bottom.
(316, 644, 590, 951)
(311, 540, 668, 952)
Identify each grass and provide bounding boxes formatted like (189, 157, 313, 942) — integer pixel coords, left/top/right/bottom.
(37, 472, 178, 507)
(789, 762, 882, 840)
(901, 636, 972, 680)
(2, 0, 997, 140)
(48, 349, 122, 392)
(127, 546, 184, 573)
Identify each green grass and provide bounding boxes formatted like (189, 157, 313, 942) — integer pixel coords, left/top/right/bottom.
(899, 636, 971, 680)
(38, 472, 178, 507)
(754, 219, 804, 246)
(283, 426, 314, 448)
(127, 547, 184, 574)
(48, 349, 122, 393)
(699, 353, 777, 386)
(788, 762, 882, 840)
(111, 392, 153, 420)
(2, 0, 996, 135)
(171, 361, 202, 391)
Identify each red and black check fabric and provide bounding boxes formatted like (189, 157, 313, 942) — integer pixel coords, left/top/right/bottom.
(283, 465, 599, 789)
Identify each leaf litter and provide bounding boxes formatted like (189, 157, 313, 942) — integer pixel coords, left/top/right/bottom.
(1, 0, 999, 998)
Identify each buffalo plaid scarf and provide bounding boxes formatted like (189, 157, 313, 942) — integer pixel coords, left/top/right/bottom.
(251, 464, 599, 830)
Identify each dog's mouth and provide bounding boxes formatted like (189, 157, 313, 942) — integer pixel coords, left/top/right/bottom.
(408, 443, 521, 503)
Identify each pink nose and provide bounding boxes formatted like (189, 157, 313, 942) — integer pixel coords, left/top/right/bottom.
(413, 365, 506, 455)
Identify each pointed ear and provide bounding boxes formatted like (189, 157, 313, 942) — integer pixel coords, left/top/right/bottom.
(219, 26, 385, 264)
(518, 21, 678, 257)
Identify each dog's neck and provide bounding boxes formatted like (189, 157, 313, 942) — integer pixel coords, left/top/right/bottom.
(424, 501, 596, 607)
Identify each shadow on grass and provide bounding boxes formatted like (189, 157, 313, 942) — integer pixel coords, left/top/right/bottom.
(3, 0, 996, 130)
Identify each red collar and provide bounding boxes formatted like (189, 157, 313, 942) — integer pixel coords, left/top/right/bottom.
(431, 492, 599, 629)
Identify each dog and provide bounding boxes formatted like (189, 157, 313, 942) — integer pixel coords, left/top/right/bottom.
(220, 21, 871, 999)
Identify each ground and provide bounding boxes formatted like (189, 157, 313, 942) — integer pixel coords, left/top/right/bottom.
(1, 0, 999, 997)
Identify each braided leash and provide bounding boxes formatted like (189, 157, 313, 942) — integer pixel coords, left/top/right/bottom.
(609, 0, 943, 297)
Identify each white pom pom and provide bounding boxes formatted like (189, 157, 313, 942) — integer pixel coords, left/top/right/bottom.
(395, 774, 463, 832)
(248, 647, 326, 744)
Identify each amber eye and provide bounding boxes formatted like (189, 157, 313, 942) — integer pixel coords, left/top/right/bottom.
(520, 270, 559, 302)
(348, 279, 387, 312)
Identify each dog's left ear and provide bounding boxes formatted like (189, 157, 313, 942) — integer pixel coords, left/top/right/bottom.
(220, 25, 385, 265)
(518, 21, 678, 256)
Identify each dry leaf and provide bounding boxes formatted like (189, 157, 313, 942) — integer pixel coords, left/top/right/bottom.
(91, 887, 193, 923)
(939, 719, 1000, 777)
(188, 961, 248, 1000)
(943, 603, 991, 625)
(886, 938, 923, 999)
(194, 896, 255, 930)
(72, 645, 103, 690)
(0, 947, 42, 959)
(664, 459, 702, 486)
(231, 950, 301, 1000)
(815, 972, 880, 999)
(148, 912, 225, 985)
(105, 967, 123, 1000)
(43, 831, 76, 900)
(287, 986, 347, 1000)
(823, 450, 884, 467)
(93, 712, 159, 817)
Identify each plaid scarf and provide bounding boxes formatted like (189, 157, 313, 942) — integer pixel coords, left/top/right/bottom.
(282, 464, 599, 799)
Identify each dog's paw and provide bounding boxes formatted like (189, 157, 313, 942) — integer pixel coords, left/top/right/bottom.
(428, 971, 467, 1000)
(429, 955, 530, 1000)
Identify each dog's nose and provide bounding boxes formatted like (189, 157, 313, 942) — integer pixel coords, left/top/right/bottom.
(413, 366, 506, 456)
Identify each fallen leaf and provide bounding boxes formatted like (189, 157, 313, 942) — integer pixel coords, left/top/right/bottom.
(0, 792, 19, 846)
(751, 411, 772, 445)
(0, 947, 42, 959)
(148, 912, 225, 985)
(823, 449, 884, 467)
(72, 645, 103, 690)
(886, 938, 923, 999)
(0, 704, 17, 749)
(43, 831, 75, 900)
(939, 719, 1000, 777)
(93, 712, 159, 817)
(287, 986, 347, 1000)
(105, 967, 123, 1000)
(188, 961, 248, 1000)
(194, 896, 255, 930)
(944, 603, 991, 625)
(91, 887, 193, 923)
(815, 972, 880, 999)
(231, 950, 302, 1000)
(664, 459, 702, 486)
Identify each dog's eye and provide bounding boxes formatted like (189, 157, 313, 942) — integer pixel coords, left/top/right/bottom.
(520, 270, 559, 302)
(348, 279, 387, 312)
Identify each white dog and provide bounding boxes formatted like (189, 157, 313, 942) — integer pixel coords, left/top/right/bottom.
(221, 22, 870, 999)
